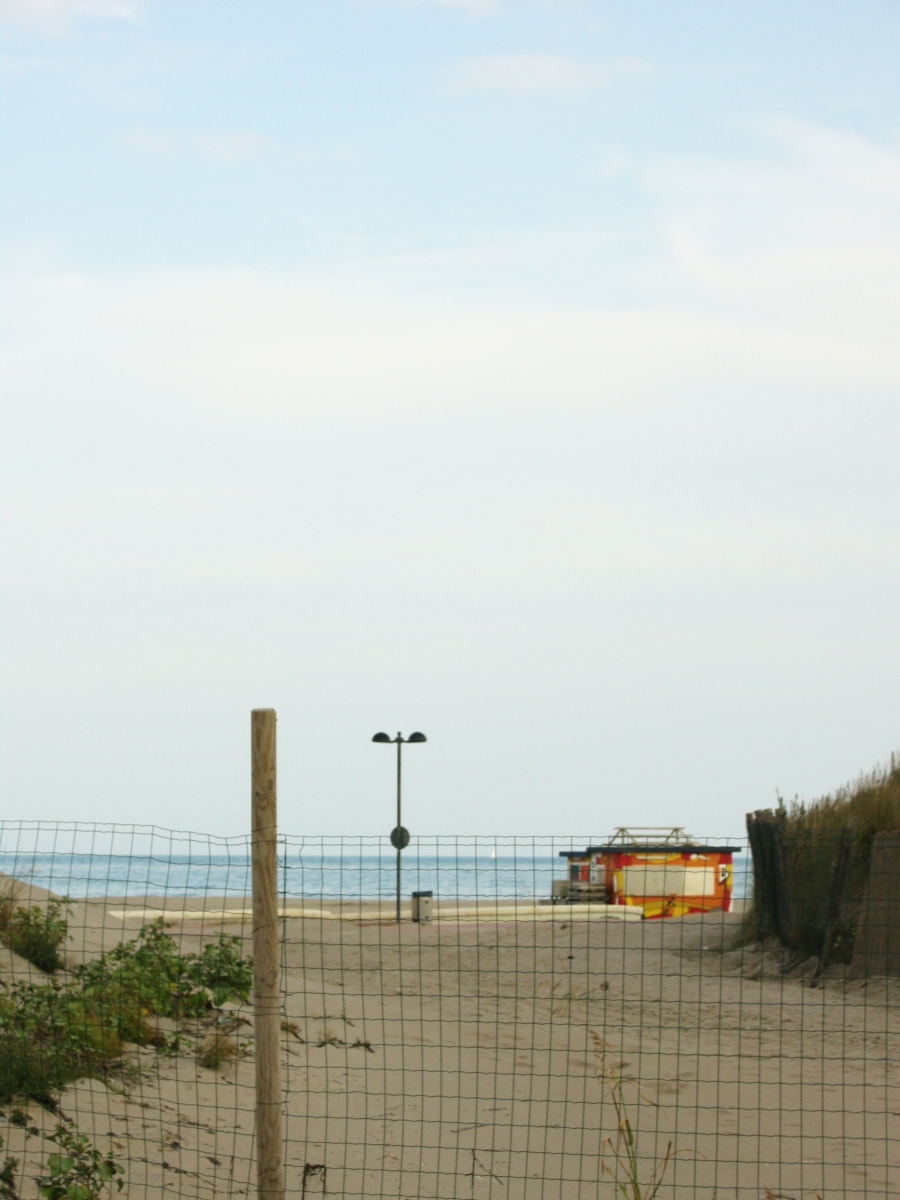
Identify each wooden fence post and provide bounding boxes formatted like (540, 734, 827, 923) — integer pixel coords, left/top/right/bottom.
(252, 708, 284, 1200)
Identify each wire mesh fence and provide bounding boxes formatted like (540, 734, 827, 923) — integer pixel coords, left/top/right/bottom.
(0, 822, 896, 1199)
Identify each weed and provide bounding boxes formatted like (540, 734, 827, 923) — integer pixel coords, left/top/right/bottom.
(157, 1033, 186, 1057)
(549, 977, 587, 1018)
(0, 888, 70, 976)
(281, 1021, 305, 1043)
(37, 1124, 124, 1200)
(0, 1136, 18, 1200)
(348, 1039, 375, 1052)
(301, 1162, 326, 1197)
(7, 1111, 37, 1137)
(197, 1033, 237, 1070)
(590, 1029, 673, 1200)
(762, 1192, 821, 1200)
(316, 1026, 343, 1048)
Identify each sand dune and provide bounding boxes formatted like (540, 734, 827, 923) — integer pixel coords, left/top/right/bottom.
(1, 896, 896, 1198)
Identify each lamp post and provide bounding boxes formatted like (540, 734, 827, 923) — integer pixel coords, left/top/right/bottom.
(372, 730, 427, 922)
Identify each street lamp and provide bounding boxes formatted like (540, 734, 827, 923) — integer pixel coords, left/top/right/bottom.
(372, 730, 427, 922)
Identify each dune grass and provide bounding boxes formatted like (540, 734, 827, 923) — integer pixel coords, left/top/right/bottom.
(746, 753, 900, 962)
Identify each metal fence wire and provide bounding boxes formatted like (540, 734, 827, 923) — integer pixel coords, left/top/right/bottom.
(0, 823, 897, 1199)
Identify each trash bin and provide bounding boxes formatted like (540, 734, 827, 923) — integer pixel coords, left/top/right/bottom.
(411, 891, 433, 922)
(551, 879, 570, 903)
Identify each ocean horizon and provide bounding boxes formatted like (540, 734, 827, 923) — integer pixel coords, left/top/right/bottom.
(0, 828, 751, 902)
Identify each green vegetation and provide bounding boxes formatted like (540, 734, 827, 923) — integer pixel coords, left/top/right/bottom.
(74, 919, 252, 1043)
(0, 892, 70, 975)
(0, 980, 121, 1107)
(0, 1135, 20, 1200)
(37, 1125, 124, 1200)
(186, 932, 253, 1008)
(590, 1029, 673, 1200)
(746, 753, 900, 963)
(0, 919, 252, 1105)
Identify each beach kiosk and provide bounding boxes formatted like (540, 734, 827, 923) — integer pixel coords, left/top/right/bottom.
(558, 828, 736, 918)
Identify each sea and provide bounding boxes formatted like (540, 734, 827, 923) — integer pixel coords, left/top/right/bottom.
(0, 827, 752, 902)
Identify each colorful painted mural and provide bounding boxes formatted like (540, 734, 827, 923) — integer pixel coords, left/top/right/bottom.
(559, 828, 738, 918)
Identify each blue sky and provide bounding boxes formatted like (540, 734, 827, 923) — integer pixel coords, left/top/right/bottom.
(2, 1, 899, 837)
(6, 1, 899, 277)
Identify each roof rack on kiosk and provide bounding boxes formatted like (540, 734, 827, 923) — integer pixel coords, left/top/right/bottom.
(608, 827, 692, 846)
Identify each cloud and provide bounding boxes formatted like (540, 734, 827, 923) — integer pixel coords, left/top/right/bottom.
(2, 119, 900, 833)
(0, 0, 139, 32)
(3, 250, 899, 833)
(397, 0, 497, 12)
(120, 129, 276, 164)
(640, 119, 900, 344)
(442, 53, 649, 94)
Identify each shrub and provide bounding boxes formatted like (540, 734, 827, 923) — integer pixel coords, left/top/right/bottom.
(0, 980, 122, 1106)
(74, 920, 190, 1044)
(37, 1125, 124, 1200)
(75, 919, 252, 1042)
(185, 934, 253, 1008)
(0, 919, 252, 1105)
(0, 894, 70, 975)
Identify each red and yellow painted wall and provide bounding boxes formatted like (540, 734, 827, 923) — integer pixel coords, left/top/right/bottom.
(560, 843, 735, 918)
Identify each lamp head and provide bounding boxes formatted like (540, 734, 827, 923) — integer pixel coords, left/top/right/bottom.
(407, 732, 427, 743)
(372, 732, 392, 743)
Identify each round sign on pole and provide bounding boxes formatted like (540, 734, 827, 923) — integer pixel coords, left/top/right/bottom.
(390, 826, 410, 850)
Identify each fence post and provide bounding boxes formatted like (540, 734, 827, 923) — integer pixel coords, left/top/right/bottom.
(252, 708, 284, 1200)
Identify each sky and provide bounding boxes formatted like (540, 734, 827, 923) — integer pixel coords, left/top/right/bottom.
(1, 0, 899, 840)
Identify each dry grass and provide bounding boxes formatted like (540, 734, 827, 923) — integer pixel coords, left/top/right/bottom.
(316, 1024, 343, 1048)
(746, 751, 900, 961)
(589, 1029, 673, 1200)
(789, 754, 900, 838)
(197, 1034, 238, 1070)
(348, 1038, 375, 1052)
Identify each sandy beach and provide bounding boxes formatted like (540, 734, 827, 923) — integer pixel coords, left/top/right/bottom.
(1, 890, 897, 1199)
